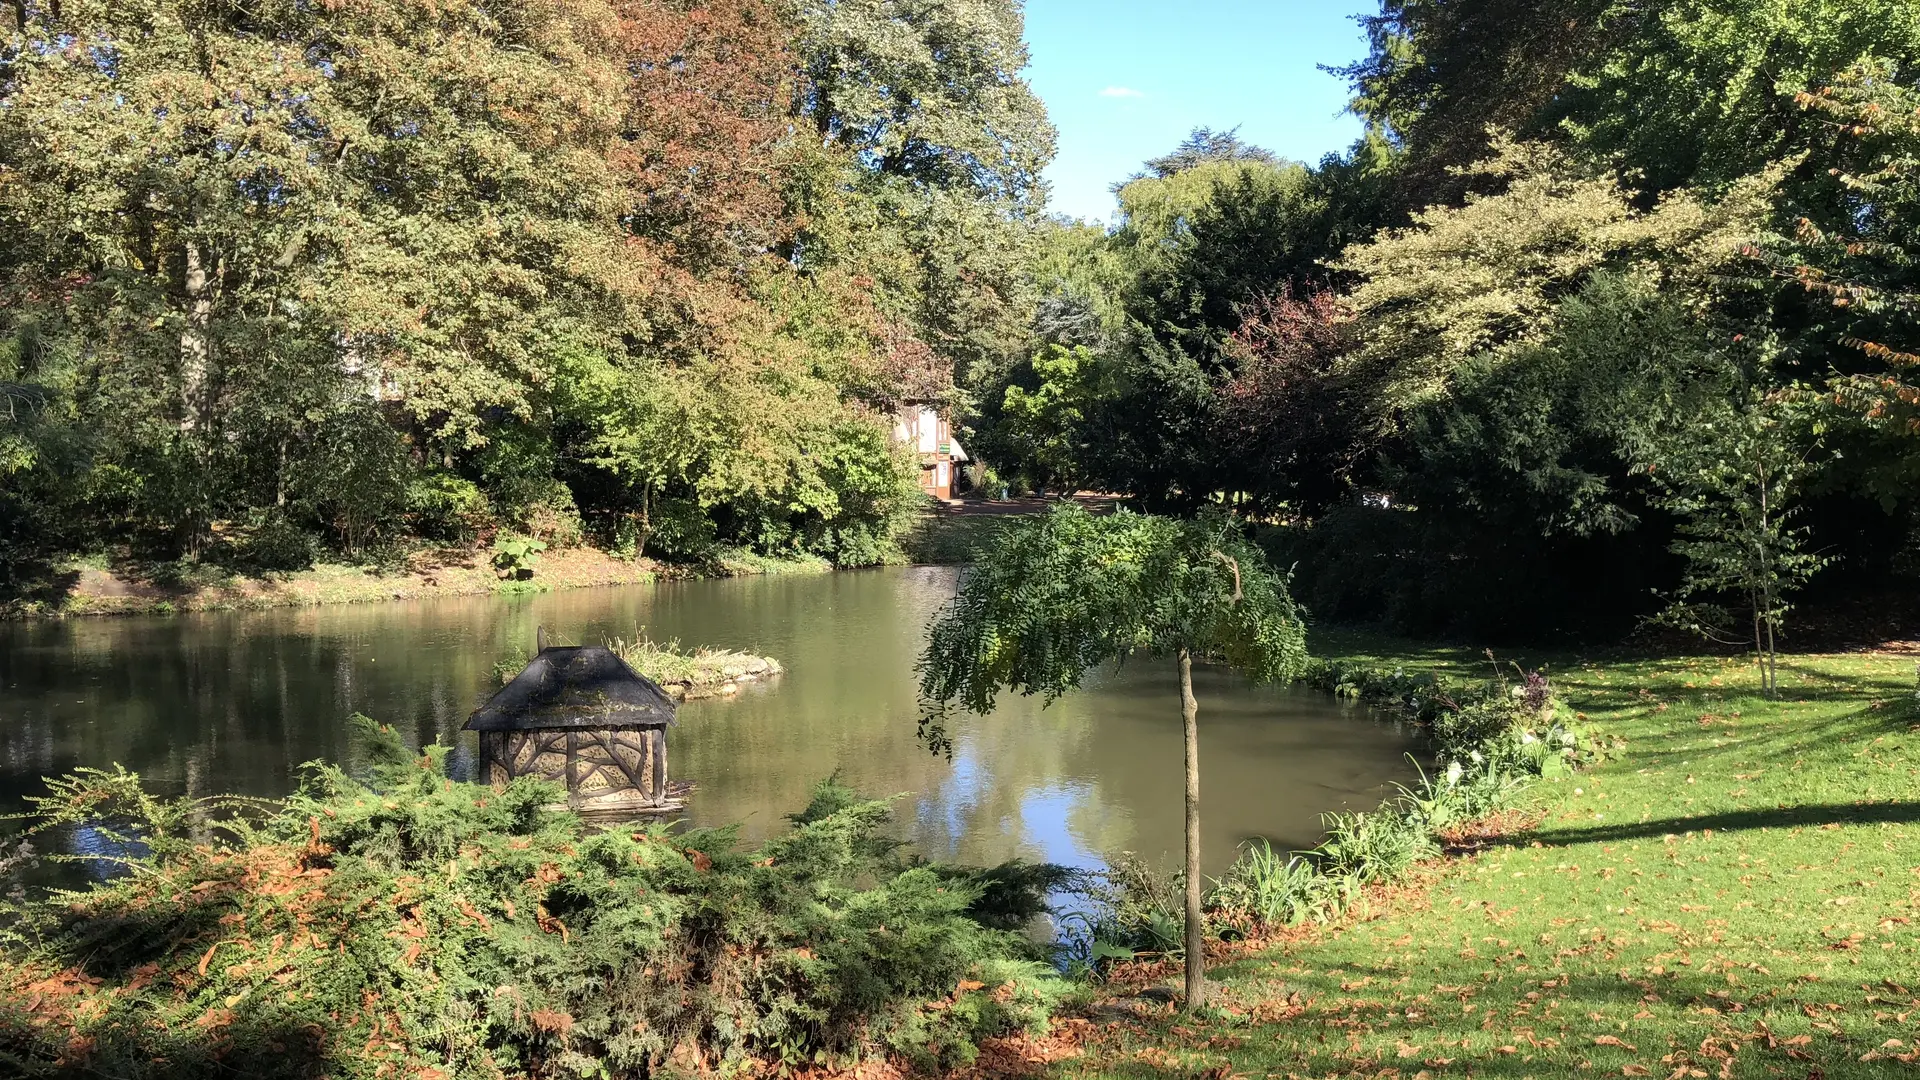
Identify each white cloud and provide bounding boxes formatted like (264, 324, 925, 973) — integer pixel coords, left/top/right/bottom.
(1099, 86, 1145, 99)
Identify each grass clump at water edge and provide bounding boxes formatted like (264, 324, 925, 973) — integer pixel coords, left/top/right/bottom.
(609, 635, 782, 700)
(1075, 655, 1593, 971)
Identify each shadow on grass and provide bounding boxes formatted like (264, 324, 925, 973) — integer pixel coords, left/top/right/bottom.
(1529, 800, 1920, 846)
(1098, 964, 1879, 1080)
(0, 562, 80, 613)
(1624, 700, 1920, 771)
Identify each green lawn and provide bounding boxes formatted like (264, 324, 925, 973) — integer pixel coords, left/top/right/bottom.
(1065, 637, 1920, 1080)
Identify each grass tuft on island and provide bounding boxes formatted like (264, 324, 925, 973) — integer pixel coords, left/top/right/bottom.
(609, 635, 783, 700)
(494, 634, 782, 700)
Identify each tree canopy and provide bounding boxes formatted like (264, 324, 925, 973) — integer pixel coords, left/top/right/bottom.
(917, 505, 1308, 751)
(0, 0, 1057, 586)
(969, 1, 1920, 645)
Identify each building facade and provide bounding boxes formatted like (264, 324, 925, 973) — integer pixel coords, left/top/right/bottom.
(893, 402, 968, 501)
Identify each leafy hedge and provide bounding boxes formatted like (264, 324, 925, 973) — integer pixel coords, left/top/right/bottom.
(0, 720, 1064, 1078)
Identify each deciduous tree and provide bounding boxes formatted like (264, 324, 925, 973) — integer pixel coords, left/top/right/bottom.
(917, 506, 1309, 1008)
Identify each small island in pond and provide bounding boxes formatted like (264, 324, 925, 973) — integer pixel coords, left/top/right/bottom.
(609, 635, 783, 701)
(496, 634, 782, 702)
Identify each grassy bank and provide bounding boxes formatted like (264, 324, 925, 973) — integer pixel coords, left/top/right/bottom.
(1066, 636, 1920, 1080)
(3, 543, 838, 619)
(901, 513, 1016, 565)
(899, 497, 1125, 565)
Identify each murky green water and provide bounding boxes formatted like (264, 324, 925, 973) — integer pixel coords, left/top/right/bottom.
(0, 567, 1419, 877)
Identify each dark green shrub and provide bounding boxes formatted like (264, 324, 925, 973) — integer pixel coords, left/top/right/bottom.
(900, 514, 1015, 565)
(645, 495, 719, 560)
(473, 423, 582, 545)
(1430, 698, 1519, 756)
(518, 489, 585, 547)
(406, 472, 491, 542)
(815, 519, 901, 568)
(0, 730, 1066, 1078)
(291, 406, 411, 555)
(237, 509, 316, 571)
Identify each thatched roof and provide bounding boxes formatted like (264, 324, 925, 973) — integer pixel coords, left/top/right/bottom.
(465, 646, 678, 732)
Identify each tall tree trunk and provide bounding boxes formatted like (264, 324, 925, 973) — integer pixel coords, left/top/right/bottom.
(1762, 579, 1780, 697)
(1757, 468, 1779, 698)
(181, 239, 212, 431)
(1179, 646, 1204, 1010)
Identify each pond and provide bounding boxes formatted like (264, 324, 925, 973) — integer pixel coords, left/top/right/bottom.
(0, 567, 1420, 879)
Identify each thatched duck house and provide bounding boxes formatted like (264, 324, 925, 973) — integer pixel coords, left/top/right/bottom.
(465, 638, 688, 812)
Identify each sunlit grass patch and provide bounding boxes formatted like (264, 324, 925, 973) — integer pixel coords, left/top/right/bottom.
(1064, 641, 1920, 1080)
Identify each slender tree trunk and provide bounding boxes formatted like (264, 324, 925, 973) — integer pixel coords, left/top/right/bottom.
(1179, 646, 1204, 1010)
(181, 239, 212, 431)
(1762, 579, 1780, 697)
(1765, 615, 1779, 696)
(1758, 468, 1782, 697)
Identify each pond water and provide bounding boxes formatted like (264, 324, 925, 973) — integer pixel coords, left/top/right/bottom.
(0, 567, 1420, 879)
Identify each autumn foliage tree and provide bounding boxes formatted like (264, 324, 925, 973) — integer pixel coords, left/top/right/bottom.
(0, 0, 641, 546)
(0, 0, 1045, 581)
(1779, 65, 1920, 440)
(1216, 287, 1359, 514)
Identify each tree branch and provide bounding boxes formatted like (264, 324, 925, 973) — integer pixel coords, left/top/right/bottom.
(1210, 550, 1242, 603)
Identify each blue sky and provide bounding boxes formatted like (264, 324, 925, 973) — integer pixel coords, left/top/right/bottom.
(1022, 0, 1376, 222)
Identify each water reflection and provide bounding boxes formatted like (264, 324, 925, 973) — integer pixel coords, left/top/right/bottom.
(0, 568, 1419, 875)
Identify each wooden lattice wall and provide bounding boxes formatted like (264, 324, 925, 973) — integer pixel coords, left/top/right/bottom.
(480, 726, 667, 806)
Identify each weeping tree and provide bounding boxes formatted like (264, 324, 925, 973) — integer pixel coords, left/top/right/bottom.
(916, 505, 1309, 1007)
